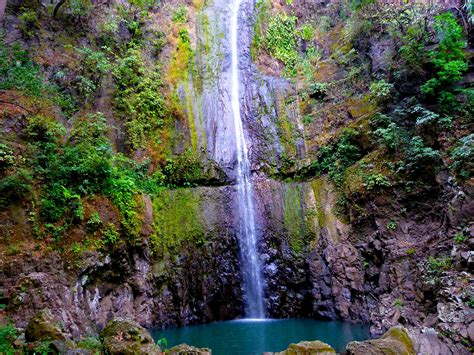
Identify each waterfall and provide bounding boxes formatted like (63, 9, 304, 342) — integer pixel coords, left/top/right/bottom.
(230, 0, 265, 319)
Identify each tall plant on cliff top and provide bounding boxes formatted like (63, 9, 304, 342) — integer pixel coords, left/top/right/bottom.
(421, 13, 467, 104)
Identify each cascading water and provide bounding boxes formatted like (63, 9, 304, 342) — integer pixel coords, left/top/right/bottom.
(230, 0, 265, 319)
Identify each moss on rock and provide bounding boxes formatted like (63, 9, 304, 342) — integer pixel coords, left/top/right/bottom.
(277, 340, 336, 354)
(100, 318, 160, 355)
(25, 309, 66, 343)
(346, 326, 415, 355)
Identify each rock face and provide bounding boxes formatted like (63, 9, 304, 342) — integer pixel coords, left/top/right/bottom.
(100, 318, 160, 355)
(25, 309, 67, 342)
(275, 340, 336, 354)
(346, 327, 415, 355)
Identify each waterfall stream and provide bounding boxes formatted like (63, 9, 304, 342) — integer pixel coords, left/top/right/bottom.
(230, 0, 265, 319)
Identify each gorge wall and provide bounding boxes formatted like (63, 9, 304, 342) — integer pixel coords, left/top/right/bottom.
(0, 0, 473, 353)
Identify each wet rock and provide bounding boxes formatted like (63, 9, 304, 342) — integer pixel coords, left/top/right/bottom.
(346, 326, 415, 355)
(275, 340, 336, 354)
(25, 309, 67, 342)
(100, 318, 160, 355)
(169, 343, 212, 354)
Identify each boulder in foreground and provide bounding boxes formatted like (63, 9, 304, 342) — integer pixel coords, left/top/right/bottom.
(100, 318, 161, 355)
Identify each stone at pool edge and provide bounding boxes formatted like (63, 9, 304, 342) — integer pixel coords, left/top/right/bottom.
(100, 317, 161, 355)
(169, 343, 212, 354)
(346, 326, 415, 355)
(272, 340, 336, 354)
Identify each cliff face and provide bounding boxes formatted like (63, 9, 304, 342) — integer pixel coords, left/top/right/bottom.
(0, 0, 473, 353)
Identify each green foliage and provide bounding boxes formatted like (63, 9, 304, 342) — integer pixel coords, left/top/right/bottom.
(86, 212, 102, 232)
(0, 43, 75, 114)
(306, 82, 328, 100)
(0, 322, 17, 353)
(450, 134, 473, 180)
(386, 220, 397, 230)
(420, 13, 467, 105)
(406, 248, 416, 256)
(0, 169, 32, 208)
(299, 23, 315, 41)
(393, 299, 404, 308)
(305, 128, 362, 186)
(18, 7, 39, 38)
(411, 105, 452, 129)
(454, 233, 468, 244)
(31, 113, 112, 222)
(427, 256, 451, 273)
(363, 173, 391, 191)
(74, 46, 111, 101)
(0, 143, 15, 171)
(350, 0, 376, 10)
(265, 14, 299, 74)
(0, 43, 46, 97)
(162, 150, 204, 188)
(369, 79, 394, 103)
(172, 6, 187, 24)
(156, 337, 168, 350)
(68, 0, 94, 18)
(75, 46, 111, 78)
(113, 47, 165, 149)
(77, 336, 103, 351)
(33, 341, 52, 355)
(102, 223, 119, 245)
(373, 122, 401, 152)
(403, 136, 441, 176)
(398, 16, 430, 74)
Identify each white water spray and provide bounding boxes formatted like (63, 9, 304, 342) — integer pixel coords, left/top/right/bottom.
(230, 0, 265, 319)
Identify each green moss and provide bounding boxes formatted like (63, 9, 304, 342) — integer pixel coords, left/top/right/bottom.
(381, 327, 415, 354)
(151, 188, 205, 253)
(283, 184, 311, 254)
(310, 178, 326, 228)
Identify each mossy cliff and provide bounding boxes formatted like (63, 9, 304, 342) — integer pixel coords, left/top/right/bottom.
(0, 0, 473, 353)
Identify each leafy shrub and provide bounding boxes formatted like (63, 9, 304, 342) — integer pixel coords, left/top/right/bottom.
(307, 82, 328, 99)
(373, 122, 401, 152)
(27, 115, 66, 142)
(172, 6, 187, 24)
(420, 13, 467, 105)
(0, 143, 15, 171)
(427, 256, 451, 273)
(113, 47, 166, 149)
(0, 43, 46, 96)
(102, 223, 119, 245)
(77, 336, 103, 351)
(162, 150, 204, 187)
(87, 212, 102, 232)
(403, 136, 441, 176)
(299, 23, 315, 41)
(0, 322, 17, 353)
(450, 134, 473, 180)
(386, 220, 397, 230)
(454, 233, 468, 244)
(305, 128, 362, 186)
(369, 79, 394, 103)
(0, 170, 32, 208)
(411, 105, 452, 129)
(31, 113, 112, 222)
(265, 14, 299, 74)
(18, 7, 39, 38)
(399, 24, 429, 74)
(363, 173, 391, 191)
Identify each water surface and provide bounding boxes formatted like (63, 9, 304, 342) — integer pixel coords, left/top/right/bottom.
(152, 318, 370, 354)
